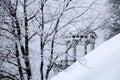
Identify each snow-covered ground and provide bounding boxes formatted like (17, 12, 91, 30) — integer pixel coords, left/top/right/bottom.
(50, 33, 120, 80)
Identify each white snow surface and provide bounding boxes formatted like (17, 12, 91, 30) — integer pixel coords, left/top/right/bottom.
(50, 33, 120, 80)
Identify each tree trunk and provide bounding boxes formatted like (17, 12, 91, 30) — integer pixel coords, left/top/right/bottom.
(24, 0, 32, 79)
(40, 46, 44, 80)
(45, 69, 50, 80)
(15, 43, 24, 80)
(40, 2, 44, 80)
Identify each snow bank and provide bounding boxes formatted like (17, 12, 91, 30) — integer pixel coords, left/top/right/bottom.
(50, 33, 120, 80)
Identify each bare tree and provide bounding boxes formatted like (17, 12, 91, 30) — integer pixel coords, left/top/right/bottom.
(105, 0, 120, 39)
(0, 0, 34, 79)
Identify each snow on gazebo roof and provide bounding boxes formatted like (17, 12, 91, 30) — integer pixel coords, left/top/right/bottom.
(50, 33, 120, 80)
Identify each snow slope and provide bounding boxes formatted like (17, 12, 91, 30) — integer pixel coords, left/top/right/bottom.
(50, 33, 120, 80)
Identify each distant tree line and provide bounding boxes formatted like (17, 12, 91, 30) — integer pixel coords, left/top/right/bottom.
(106, 0, 120, 39)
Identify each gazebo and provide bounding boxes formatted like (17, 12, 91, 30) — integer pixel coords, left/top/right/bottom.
(53, 31, 97, 71)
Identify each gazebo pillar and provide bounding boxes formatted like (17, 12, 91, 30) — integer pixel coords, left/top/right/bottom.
(90, 42, 95, 51)
(73, 43, 76, 62)
(65, 41, 69, 66)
